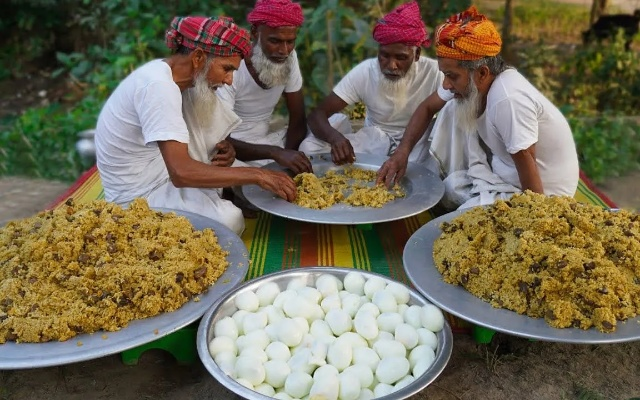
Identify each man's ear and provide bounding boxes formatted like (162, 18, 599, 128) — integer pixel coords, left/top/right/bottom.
(250, 25, 259, 42)
(414, 47, 421, 61)
(191, 48, 206, 70)
(477, 64, 491, 83)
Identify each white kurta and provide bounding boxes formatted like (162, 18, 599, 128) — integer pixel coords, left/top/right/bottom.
(95, 59, 245, 234)
(299, 56, 448, 162)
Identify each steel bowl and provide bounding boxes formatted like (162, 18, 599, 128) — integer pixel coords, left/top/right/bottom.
(197, 267, 453, 400)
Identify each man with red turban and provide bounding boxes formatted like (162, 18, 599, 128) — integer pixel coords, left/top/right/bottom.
(217, 0, 311, 176)
(300, 1, 451, 166)
(377, 6, 578, 210)
(95, 16, 296, 235)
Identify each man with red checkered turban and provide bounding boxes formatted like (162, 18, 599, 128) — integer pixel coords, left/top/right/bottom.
(378, 6, 579, 210)
(217, 0, 311, 190)
(300, 1, 447, 170)
(95, 15, 297, 235)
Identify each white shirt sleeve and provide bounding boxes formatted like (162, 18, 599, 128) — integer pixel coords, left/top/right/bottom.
(437, 85, 455, 102)
(134, 81, 189, 145)
(285, 53, 303, 93)
(490, 95, 539, 154)
(332, 61, 369, 105)
(216, 83, 237, 110)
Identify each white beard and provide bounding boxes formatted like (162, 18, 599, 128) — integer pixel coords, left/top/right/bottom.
(251, 41, 293, 88)
(454, 76, 480, 134)
(190, 62, 220, 129)
(377, 61, 417, 114)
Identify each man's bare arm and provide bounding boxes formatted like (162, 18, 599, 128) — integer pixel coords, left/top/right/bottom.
(307, 92, 349, 144)
(283, 89, 307, 150)
(394, 91, 446, 158)
(511, 145, 544, 193)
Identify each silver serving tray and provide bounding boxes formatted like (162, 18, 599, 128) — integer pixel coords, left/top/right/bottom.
(197, 267, 453, 400)
(241, 153, 444, 224)
(403, 208, 640, 344)
(0, 209, 249, 369)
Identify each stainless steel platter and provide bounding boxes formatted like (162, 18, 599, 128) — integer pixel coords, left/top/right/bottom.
(0, 209, 249, 369)
(403, 208, 640, 344)
(242, 153, 445, 224)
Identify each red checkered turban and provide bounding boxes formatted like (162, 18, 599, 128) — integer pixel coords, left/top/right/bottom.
(247, 0, 304, 28)
(372, 1, 431, 47)
(435, 6, 502, 60)
(166, 16, 252, 58)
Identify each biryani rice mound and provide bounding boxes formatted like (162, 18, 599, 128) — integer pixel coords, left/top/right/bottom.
(0, 198, 229, 343)
(294, 167, 405, 210)
(433, 191, 640, 333)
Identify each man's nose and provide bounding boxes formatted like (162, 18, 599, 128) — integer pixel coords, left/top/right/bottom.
(442, 76, 453, 91)
(224, 72, 234, 86)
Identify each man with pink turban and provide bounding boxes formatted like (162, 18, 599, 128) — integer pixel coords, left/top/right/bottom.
(95, 16, 297, 235)
(299, 0, 452, 166)
(377, 6, 579, 210)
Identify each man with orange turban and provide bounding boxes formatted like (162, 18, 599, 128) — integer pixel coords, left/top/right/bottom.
(299, 1, 452, 165)
(216, 0, 311, 179)
(377, 6, 579, 209)
(95, 16, 296, 235)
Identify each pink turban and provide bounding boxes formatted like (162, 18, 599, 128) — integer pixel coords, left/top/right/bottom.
(165, 16, 252, 58)
(372, 1, 431, 47)
(247, 0, 305, 28)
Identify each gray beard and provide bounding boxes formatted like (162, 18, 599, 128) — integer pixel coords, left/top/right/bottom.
(251, 43, 293, 88)
(191, 66, 219, 129)
(377, 61, 417, 114)
(454, 77, 480, 134)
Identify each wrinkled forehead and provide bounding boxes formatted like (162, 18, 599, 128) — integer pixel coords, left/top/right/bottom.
(377, 42, 416, 58)
(255, 24, 299, 41)
(437, 57, 466, 75)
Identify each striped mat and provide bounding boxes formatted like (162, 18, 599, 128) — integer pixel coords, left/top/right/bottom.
(47, 167, 617, 330)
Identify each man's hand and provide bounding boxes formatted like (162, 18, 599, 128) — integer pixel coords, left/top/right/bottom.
(330, 135, 356, 165)
(211, 140, 236, 167)
(257, 170, 297, 202)
(377, 151, 409, 188)
(273, 149, 313, 174)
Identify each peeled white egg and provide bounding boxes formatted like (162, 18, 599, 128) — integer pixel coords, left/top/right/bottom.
(234, 290, 260, 312)
(356, 302, 380, 318)
(208, 336, 237, 358)
(320, 293, 342, 313)
(377, 312, 404, 333)
(235, 378, 254, 390)
(213, 316, 238, 340)
(273, 289, 298, 309)
(239, 346, 268, 363)
(394, 323, 419, 350)
(288, 348, 325, 375)
(256, 281, 281, 306)
(284, 371, 314, 398)
(292, 333, 315, 355)
(254, 383, 276, 396)
(287, 276, 309, 290)
(310, 319, 333, 338)
(403, 305, 423, 329)
(354, 312, 379, 340)
(416, 328, 438, 350)
(413, 356, 435, 377)
(273, 392, 293, 400)
(373, 340, 406, 359)
(385, 281, 410, 305)
(394, 374, 416, 390)
(265, 341, 291, 361)
(309, 370, 339, 400)
(338, 332, 368, 349)
(234, 355, 266, 386)
(214, 351, 236, 377)
(315, 274, 341, 297)
(264, 359, 291, 388)
(263, 304, 286, 325)
(357, 388, 375, 400)
(277, 318, 304, 347)
(325, 309, 352, 336)
(420, 304, 445, 332)
(293, 317, 310, 336)
(231, 309, 249, 334)
(408, 344, 436, 370)
(363, 277, 386, 299)
(264, 323, 279, 342)
(283, 296, 315, 320)
(372, 290, 398, 313)
(373, 382, 394, 397)
(342, 293, 363, 318)
(313, 364, 340, 381)
(397, 303, 409, 317)
(352, 347, 381, 372)
(243, 330, 271, 350)
(242, 311, 268, 334)
(339, 371, 362, 400)
(297, 286, 322, 304)
(344, 364, 374, 389)
(344, 271, 366, 295)
(327, 338, 353, 371)
(375, 356, 410, 384)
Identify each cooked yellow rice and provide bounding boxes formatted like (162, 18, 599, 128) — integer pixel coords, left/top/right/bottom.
(294, 167, 405, 210)
(0, 198, 229, 343)
(433, 191, 640, 332)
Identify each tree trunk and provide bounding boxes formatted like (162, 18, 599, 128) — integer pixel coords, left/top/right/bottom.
(502, 0, 514, 63)
(590, 0, 609, 25)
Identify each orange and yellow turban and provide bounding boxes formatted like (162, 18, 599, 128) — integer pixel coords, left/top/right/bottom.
(435, 6, 502, 60)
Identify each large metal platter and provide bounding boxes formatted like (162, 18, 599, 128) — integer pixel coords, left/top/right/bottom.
(0, 209, 249, 369)
(197, 267, 453, 400)
(403, 209, 640, 344)
(242, 153, 444, 224)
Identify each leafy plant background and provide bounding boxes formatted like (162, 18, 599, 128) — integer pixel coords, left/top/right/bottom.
(0, 0, 638, 183)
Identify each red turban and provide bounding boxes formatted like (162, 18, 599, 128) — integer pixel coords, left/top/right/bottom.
(247, 0, 304, 28)
(372, 1, 431, 47)
(166, 16, 252, 58)
(435, 6, 502, 60)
